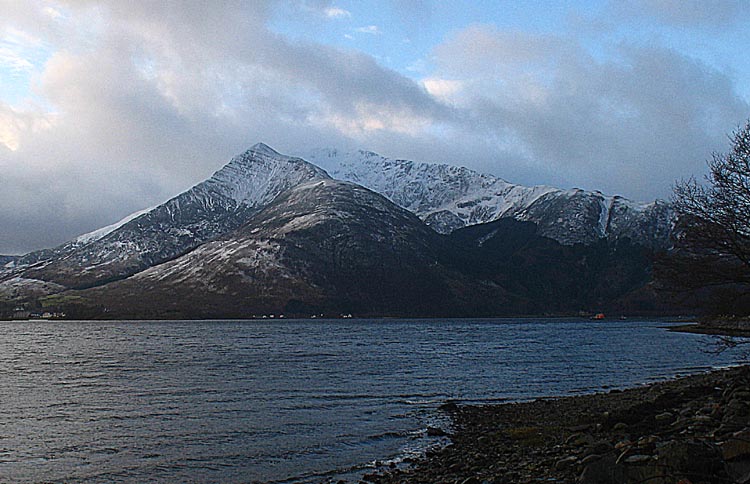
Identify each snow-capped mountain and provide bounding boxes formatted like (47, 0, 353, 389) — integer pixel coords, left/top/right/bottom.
(77, 179, 472, 318)
(1, 142, 675, 317)
(54, 180, 662, 319)
(6, 144, 329, 288)
(302, 149, 672, 247)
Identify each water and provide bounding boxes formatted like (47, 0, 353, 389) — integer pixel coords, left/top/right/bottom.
(0, 318, 745, 483)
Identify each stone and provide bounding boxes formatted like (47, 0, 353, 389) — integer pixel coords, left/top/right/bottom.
(554, 455, 578, 470)
(579, 454, 628, 484)
(624, 454, 652, 464)
(565, 432, 594, 447)
(637, 435, 658, 446)
(580, 454, 602, 466)
(588, 440, 614, 455)
(614, 440, 632, 450)
(657, 440, 725, 482)
(459, 478, 480, 484)
(726, 459, 750, 484)
(721, 429, 750, 460)
(655, 411, 674, 423)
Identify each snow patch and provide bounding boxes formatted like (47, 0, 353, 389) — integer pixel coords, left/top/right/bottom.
(75, 205, 156, 245)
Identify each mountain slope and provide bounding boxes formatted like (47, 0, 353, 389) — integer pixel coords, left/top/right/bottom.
(3, 144, 329, 289)
(0, 256, 18, 267)
(444, 218, 664, 314)
(1, 143, 676, 318)
(71, 179, 520, 318)
(59, 181, 666, 320)
(302, 148, 672, 247)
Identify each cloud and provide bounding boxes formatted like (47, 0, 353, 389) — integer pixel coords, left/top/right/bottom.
(0, 45, 34, 74)
(324, 6, 350, 19)
(421, 78, 463, 101)
(0, 2, 748, 254)
(613, 0, 750, 29)
(0, 0, 450, 253)
(428, 25, 749, 199)
(355, 25, 381, 35)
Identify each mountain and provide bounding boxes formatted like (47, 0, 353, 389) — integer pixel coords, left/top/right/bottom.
(302, 149, 672, 247)
(0, 143, 678, 318)
(0, 255, 18, 267)
(55, 180, 663, 319)
(445, 218, 664, 315)
(3, 144, 328, 289)
(67, 179, 516, 318)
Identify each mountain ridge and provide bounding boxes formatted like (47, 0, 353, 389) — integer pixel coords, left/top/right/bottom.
(52, 179, 663, 319)
(0, 143, 676, 318)
(2, 144, 329, 288)
(301, 148, 672, 246)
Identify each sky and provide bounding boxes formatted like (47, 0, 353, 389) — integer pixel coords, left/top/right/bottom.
(1, 1, 749, 254)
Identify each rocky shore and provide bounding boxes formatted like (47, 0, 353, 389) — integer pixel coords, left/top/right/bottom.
(366, 365, 750, 484)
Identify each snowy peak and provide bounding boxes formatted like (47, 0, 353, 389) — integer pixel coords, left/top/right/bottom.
(300, 147, 670, 247)
(204, 143, 329, 207)
(248, 142, 281, 156)
(4, 143, 330, 289)
(302, 148, 535, 222)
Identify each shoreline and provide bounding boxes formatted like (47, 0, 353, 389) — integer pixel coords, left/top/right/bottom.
(366, 365, 750, 483)
(668, 323, 750, 338)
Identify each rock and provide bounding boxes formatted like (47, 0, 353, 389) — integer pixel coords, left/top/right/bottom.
(657, 440, 725, 482)
(691, 415, 714, 424)
(654, 411, 673, 423)
(721, 429, 750, 460)
(459, 478, 480, 484)
(613, 422, 628, 432)
(614, 440, 632, 450)
(579, 454, 628, 484)
(440, 402, 459, 412)
(699, 405, 715, 415)
(588, 440, 614, 455)
(637, 435, 658, 446)
(565, 432, 594, 447)
(726, 459, 750, 484)
(615, 449, 630, 465)
(427, 426, 447, 437)
(624, 454, 652, 464)
(580, 454, 602, 466)
(554, 455, 578, 470)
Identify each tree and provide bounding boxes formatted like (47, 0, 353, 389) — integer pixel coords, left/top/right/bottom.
(661, 121, 750, 314)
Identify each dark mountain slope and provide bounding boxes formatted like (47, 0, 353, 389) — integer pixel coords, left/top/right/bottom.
(445, 219, 662, 315)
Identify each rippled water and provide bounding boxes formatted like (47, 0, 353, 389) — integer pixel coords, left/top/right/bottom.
(0, 318, 745, 483)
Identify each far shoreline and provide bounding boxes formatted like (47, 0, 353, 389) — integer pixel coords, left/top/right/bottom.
(0, 315, 694, 323)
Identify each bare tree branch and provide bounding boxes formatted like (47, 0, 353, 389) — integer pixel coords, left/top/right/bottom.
(657, 121, 750, 314)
